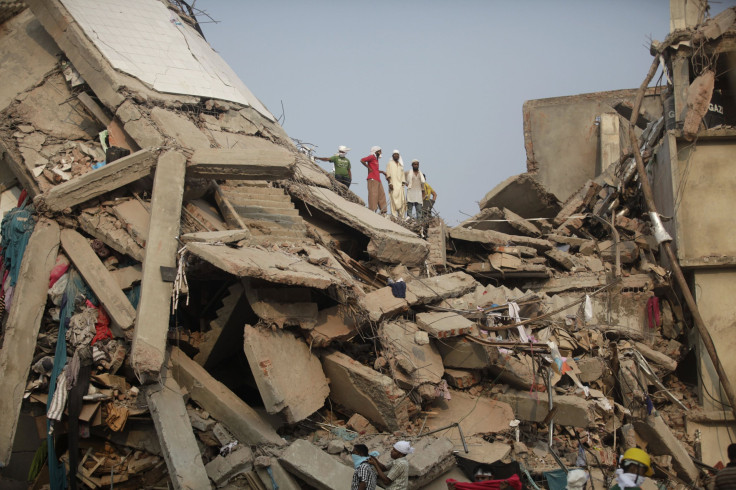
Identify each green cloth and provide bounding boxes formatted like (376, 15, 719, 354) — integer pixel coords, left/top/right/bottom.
(28, 439, 48, 481)
(329, 155, 351, 176)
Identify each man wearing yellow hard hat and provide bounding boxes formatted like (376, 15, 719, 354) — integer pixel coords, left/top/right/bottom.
(610, 448, 654, 489)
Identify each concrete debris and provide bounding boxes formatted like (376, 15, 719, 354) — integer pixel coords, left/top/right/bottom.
(0, 3, 731, 489)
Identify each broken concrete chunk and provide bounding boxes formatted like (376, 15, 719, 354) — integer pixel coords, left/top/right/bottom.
(416, 311, 475, 338)
(380, 321, 444, 393)
(545, 248, 577, 271)
(632, 413, 699, 483)
(111, 198, 150, 247)
(405, 271, 477, 305)
(205, 446, 254, 486)
(444, 369, 481, 389)
(243, 325, 329, 424)
(188, 147, 295, 180)
(187, 409, 215, 432)
(150, 107, 211, 150)
(438, 337, 496, 369)
(307, 305, 358, 347)
(503, 207, 542, 237)
(245, 286, 318, 329)
(407, 437, 456, 485)
(321, 351, 409, 431)
(425, 391, 515, 437)
(479, 173, 560, 218)
(279, 439, 353, 490)
(360, 286, 409, 322)
(496, 390, 596, 428)
(347, 413, 378, 435)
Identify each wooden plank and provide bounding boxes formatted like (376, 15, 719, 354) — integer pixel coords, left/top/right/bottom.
(131, 151, 186, 382)
(37, 149, 157, 211)
(188, 147, 295, 180)
(60, 228, 136, 331)
(0, 219, 60, 466)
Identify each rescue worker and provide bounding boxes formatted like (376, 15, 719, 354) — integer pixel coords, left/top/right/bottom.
(315, 145, 351, 188)
(360, 146, 387, 214)
(385, 150, 406, 218)
(404, 159, 425, 220)
(610, 448, 653, 490)
(370, 441, 413, 490)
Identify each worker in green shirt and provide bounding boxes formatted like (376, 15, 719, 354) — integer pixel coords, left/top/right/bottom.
(316, 145, 352, 188)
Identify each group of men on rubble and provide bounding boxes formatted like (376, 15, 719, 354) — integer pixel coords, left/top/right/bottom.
(316, 146, 437, 221)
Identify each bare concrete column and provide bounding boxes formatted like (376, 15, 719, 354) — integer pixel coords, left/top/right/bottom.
(132, 151, 186, 383)
(145, 363, 211, 489)
(0, 218, 60, 466)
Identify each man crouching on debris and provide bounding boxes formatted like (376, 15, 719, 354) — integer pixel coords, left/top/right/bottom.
(351, 444, 378, 490)
(370, 440, 413, 490)
(610, 448, 653, 490)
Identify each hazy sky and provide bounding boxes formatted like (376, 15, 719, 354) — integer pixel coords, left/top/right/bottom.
(196, 1, 732, 225)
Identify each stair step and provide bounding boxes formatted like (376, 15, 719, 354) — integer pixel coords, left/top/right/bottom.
(232, 205, 300, 217)
(225, 195, 295, 209)
(221, 185, 286, 197)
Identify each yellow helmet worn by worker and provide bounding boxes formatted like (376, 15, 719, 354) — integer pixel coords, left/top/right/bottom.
(621, 448, 654, 477)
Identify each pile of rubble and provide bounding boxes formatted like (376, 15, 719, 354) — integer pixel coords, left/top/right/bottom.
(1, 1, 735, 489)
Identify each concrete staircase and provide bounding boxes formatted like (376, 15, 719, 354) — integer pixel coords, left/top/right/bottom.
(194, 282, 248, 369)
(218, 182, 307, 243)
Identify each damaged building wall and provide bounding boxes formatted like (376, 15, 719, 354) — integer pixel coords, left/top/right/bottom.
(524, 89, 663, 201)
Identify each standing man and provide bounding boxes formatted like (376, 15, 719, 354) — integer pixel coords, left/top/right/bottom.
(370, 440, 413, 490)
(315, 145, 352, 188)
(351, 444, 377, 490)
(360, 146, 387, 214)
(385, 150, 407, 218)
(714, 444, 736, 489)
(422, 173, 437, 221)
(404, 159, 425, 220)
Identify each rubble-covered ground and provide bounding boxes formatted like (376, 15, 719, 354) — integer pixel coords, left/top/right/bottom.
(0, 1, 735, 489)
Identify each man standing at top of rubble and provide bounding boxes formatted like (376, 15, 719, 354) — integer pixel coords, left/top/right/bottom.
(371, 440, 413, 490)
(404, 159, 425, 220)
(361, 146, 388, 214)
(385, 150, 407, 218)
(315, 145, 352, 188)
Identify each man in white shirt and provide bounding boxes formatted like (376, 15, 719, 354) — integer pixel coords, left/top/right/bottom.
(405, 159, 425, 220)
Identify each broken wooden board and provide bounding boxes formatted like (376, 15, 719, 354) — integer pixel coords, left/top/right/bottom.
(60, 228, 136, 331)
(37, 149, 157, 211)
(186, 243, 342, 289)
(0, 219, 60, 466)
(188, 147, 295, 180)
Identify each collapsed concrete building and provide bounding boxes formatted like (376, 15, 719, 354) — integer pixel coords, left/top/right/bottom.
(0, 0, 734, 489)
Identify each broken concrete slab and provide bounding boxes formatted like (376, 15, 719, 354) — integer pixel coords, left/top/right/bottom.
(458, 436, 512, 465)
(131, 151, 186, 383)
(504, 208, 542, 237)
(438, 337, 496, 369)
(186, 243, 342, 289)
(379, 321, 444, 393)
(180, 229, 250, 244)
(321, 351, 410, 431)
(416, 311, 475, 338)
(545, 248, 578, 271)
(405, 271, 478, 305)
(497, 390, 596, 428)
(36, 149, 157, 212)
(479, 173, 560, 218)
(0, 218, 60, 467)
(444, 369, 481, 389)
(149, 107, 211, 150)
(360, 286, 409, 323)
(60, 229, 136, 331)
(279, 439, 353, 490)
(287, 184, 428, 266)
(407, 437, 456, 487)
(78, 206, 145, 262)
(244, 285, 318, 329)
(243, 325, 329, 424)
(256, 460, 301, 490)
(449, 226, 554, 251)
(306, 305, 358, 347)
(634, 341, 678, 372)
(425, 391, 515, 437)
(145, 369, 211, 490)
(185, 199, 228, 232)
(188, 147, 295, 180)
(205, 446, 253, 487)
(170, 347, 284, 446)
(110, 264, 142, 290)
(633, 413, 699, 483)
(111, 198, 150, 247)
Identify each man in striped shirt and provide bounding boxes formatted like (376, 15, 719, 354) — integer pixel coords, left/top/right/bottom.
(715, 443, 736, 489)
(351, 444, 377, 490)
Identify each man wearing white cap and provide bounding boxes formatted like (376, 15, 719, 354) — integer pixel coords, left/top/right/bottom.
(315, 145, 352, 188)
(370, 441, 413, 490)
(385, 150, 407, 218)
(404, 159, 425, 220)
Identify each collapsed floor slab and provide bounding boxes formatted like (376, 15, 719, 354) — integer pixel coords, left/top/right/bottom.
(321, 351, 409, 431)
(478, 173, 560, 218)
(279, 439, 353, 490)
(243, 325, 329, 424)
